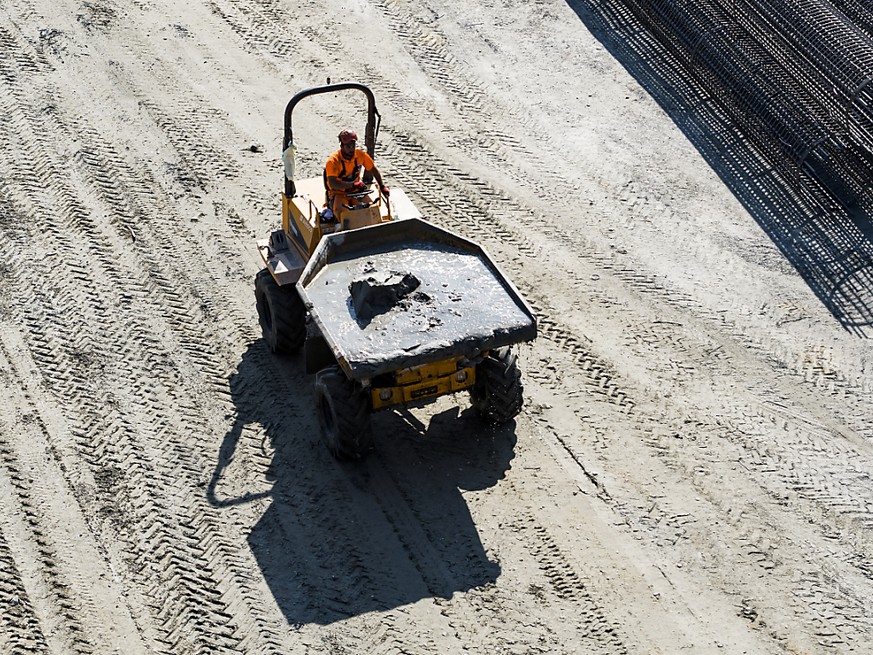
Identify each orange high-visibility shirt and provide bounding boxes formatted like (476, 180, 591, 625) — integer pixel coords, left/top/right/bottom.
(325, 149, 375, 188)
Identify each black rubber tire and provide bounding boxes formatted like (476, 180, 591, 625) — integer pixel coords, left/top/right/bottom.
(314, 366, 373, 459)
(255, 268, 306, 354)
(471, 347, 524, 423)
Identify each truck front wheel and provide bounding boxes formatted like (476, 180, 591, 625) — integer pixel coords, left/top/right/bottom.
(255, 268, 305, 353)
(314, 366, 373, 459)
(471, 347, 523, 423)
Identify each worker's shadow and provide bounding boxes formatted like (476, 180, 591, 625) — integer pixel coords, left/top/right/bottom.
(207, 340, 515, 626)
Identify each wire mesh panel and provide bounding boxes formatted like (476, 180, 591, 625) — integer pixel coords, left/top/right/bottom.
(618, 0, 873, 212)
(827, 0, 873, 41)
(737, 0, 873, 153)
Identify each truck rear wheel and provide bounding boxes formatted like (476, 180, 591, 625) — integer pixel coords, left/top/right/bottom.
(471, 347, 523, 423)
(314, 366, 373, 459)
(255, 268, 305, 353)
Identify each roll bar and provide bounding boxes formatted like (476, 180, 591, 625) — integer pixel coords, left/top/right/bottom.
(283, 82, 380, 196)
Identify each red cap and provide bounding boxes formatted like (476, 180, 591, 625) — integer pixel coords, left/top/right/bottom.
(338, 130, 358, 144)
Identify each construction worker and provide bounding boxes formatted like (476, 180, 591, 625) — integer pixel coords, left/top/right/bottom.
(324, 129, 389, 219)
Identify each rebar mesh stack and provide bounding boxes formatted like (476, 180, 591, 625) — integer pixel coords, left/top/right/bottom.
(827, 0, 873, 40)
(620, 0, 873, 213)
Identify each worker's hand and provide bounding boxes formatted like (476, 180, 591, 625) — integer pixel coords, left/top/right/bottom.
(351, 180, 367, 192)
(380, 185, 390, 197)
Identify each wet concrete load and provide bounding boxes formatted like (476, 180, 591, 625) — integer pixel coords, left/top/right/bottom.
(348, 270, 422, 323)
(297, 219, 537, 380)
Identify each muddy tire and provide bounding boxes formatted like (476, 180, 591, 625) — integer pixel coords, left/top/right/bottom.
(314, 366, 373, 459)
(255, 268, 306, 353)
(471, 347, 523, 423)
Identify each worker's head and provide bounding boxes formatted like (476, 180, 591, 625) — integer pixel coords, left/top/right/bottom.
(338, 130, 357, 157)
(338, 129, 357, 144)
(338, 129, 357, 158)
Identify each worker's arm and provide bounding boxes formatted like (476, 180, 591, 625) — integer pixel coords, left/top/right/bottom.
(368, 165, 385, 188)
(326, 175, 360, 191)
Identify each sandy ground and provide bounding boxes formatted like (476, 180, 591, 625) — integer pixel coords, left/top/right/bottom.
(1, 0, 872, 653)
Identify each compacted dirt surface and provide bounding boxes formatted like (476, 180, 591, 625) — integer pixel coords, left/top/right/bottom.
(1, 1, 872, 654)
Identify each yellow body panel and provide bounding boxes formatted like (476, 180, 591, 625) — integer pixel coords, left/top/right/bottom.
(341, 205, 384, 231)
(283, 176, 393, 255)
(370, 358, 476, 410)
(283, 178, 331, 256)
(394, 358, 465, 385)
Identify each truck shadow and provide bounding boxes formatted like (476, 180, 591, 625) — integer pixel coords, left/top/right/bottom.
(565, 0, 873, 335)
(208, 340, 514, 626)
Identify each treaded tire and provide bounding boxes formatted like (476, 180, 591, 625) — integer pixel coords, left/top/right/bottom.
(255, 268, 306, 353)
(471, 347, 524, 423)
(314, 365, 373, 459)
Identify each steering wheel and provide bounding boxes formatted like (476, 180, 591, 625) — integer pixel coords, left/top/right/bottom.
(345, 183, 373, 199)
